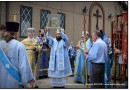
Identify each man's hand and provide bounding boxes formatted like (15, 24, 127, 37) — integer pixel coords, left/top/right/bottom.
(84, 51, 88, 58)
(76, 45, 80, 49)
(29, 79, 35, 85)
(43, 40, 46, 44)
(34, 46, 39, 52)
(57, 27, 62, 32)
(45, 24, 50, 32)
(27, 79, 35, 88)
(114, 48, 120, 54)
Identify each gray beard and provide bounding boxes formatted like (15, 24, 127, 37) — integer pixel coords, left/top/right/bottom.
(27, 38, 35, 42)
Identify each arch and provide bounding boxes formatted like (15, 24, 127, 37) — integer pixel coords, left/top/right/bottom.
(88, 2, 105, 35)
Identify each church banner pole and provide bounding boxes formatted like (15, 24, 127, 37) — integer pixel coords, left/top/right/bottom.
(82, 6, 88, 88)
(83, 13, 88, 88)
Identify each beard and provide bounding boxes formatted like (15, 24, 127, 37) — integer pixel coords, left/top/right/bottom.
(41, 34, 44, 37)
(56, 37, 62, 41)
(27, 37, 34, 42)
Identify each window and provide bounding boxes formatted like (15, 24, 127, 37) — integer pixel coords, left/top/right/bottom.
(40, 9, 51, 30)
(57, 12, 66, 29)
(20, 5, 32, 38)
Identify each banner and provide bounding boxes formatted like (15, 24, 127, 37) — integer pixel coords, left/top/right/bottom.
(122, 12, 128, 64)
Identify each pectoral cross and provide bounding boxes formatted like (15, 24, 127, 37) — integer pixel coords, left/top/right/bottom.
(93, 9, 102, 30)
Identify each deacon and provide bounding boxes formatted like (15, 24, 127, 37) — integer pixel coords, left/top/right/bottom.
(0, 22, 35, 88)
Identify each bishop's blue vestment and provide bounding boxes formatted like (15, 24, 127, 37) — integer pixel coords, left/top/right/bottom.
(46, 32, 72, 87)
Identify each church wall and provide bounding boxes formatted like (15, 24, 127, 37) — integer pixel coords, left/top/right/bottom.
(63, 11, 73, 43)
(100, 2, 121, 38)
(1, 1, 121, 46)
(0, 2, 6, 25)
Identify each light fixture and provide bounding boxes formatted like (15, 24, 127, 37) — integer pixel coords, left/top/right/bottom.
(82, 6, 88, 14)
(108, 13, 112, 19)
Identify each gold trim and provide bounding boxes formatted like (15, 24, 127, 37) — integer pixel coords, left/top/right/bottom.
(39, 69, 48, 71)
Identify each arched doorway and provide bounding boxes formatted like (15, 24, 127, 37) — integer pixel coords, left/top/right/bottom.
(88, 2, 105, 35)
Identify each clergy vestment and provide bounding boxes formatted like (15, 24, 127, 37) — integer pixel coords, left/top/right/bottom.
(74, 48, 85, 84)
(74, 38, 92, 84)
(101, 33, 111, 88)
(0, 39, 34, 88)
(46, 31, 72, 87)
(37, 36, 49, 76)
(21, 38, 40, 76)
(68, 43, 75, 75)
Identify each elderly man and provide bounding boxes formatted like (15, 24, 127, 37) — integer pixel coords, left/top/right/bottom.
(84, 30, 108, 88)
(21, 28, 41, 88)
(21, 28, 40, 76)
(0, 22, 35, 88)
(46, 28, 72, 88)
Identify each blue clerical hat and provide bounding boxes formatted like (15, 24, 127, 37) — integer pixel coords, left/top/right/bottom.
(6, 22, 19, 32)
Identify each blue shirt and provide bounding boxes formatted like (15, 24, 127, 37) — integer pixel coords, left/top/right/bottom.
(86, 38, 108, 63)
